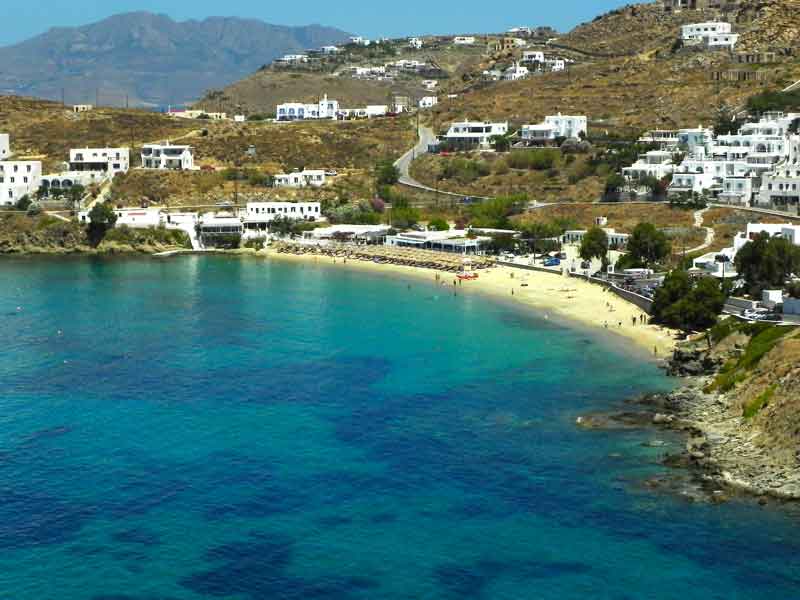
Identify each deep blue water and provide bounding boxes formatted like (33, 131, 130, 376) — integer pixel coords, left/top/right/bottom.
(1, 256, 799, 599)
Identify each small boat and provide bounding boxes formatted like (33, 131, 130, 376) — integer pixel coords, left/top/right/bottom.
(457, 273, 479, 281)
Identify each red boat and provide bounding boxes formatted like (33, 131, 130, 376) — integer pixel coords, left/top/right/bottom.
(457, 273, 479, 281)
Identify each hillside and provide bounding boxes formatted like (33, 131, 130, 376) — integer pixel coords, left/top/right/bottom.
(198, 37, 488, 115)
(0, 95, 195, 171)
(431, 1, 800, 135)
(0, 12, 350, 107)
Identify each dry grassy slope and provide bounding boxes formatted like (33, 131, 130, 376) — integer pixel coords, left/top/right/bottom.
(560, 2, 714, 55)
(0, 96, 195, 172)
(731, 330, 800, 465)
(735, 0, 800, 53)
(200, 43, 487, 115)
(433, 0, 800, 134)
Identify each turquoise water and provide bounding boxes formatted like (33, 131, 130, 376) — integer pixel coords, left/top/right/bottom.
(1, 256, 799, 599)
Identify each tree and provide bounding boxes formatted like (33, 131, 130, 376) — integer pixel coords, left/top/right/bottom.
(375, 160, 400, 185)
(427, 217, 450, 231)
(86, 202, 118, 247)
(734, 234, 800, 296)
(14, 195, 32, 212)
(603, 174, 626, 201)
(652, 271, 725, 332)
(579, 227, 608, 262)
(66, 185, 86, 211)
(491, 135, 511, 153)
(713, 104, 744, 136)
(627, 223, 670, 267)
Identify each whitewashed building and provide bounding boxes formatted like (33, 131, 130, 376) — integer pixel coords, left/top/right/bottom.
(503, 63, 529, 81)
(562, 228, 630, 248)
(522, 50, 545, 64)
(453, 36, 476, 45)
(320, 45, 341, 54)
(419, 96, 439, 109)
(69, 147, 130, 176)
(0, 160, 42, 206)
(0, 134, 9, 160)
(73, 105, 93, 113)
(442, 121, 509, 150)
(277, 95, 340, 121)
(408, 37, 423, 49)
(521, 114, 587, 144)
(623, 150, 676, 181)
(349, 36, 371, 46)
(243, 202, 322, 234)
(682, 22, 739, 49)
(141, 143, 194, 170)
(273, 170, 327, 188)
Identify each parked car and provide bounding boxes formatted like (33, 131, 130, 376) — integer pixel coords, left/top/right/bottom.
(543, 258, 561, 267)
(742, 308, 769, 320)
(325, 170, 338, 177)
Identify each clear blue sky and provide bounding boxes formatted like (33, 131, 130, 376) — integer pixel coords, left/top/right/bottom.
(2, 0, 630, 46)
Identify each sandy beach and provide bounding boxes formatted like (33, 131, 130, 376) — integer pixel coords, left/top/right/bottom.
(260, 247, 678, 359)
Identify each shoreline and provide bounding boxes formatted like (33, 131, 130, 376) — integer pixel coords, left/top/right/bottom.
(259, 247, 678, 360)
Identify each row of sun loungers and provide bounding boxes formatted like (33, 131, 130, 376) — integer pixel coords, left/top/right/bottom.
(273, 242, 495, 272)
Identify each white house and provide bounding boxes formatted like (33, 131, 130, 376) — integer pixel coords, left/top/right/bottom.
(522, 50, 545, 64)
(544, 58, 567, 72)
(419, 96, 439, 109)
(320, 45, 341, 54)
(69, 147, 130, 176)
(503, 62, 529, 81)
(277, 95, 340, 121)
(242, 202, 321, 234)
(365, 105, 389, 118)
(623, 150, 676, 181)
(0, 134, 9, 160)
(73, 105, 93, 113)
(0, 160, 42, 206)
(453, 36, 476, 45)
(41, 171, 106, 193)
(277, 54, 309, 64)
(408, 37, 423, 49)
(562, 228, 630, 248)
(349, 36, 371, 46)
(273, 169, 327, 188)
(682, 22, 739, 49)
(141, 143, 194, 170)
(442, 121, 509, 150)
(521, 114, 587, 144)
(422, 80, 439, 91)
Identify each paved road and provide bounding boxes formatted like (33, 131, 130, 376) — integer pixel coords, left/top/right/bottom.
(394, 125, 436, 187)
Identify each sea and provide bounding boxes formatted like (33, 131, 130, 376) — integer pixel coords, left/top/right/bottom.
(1, 255, 799, 599)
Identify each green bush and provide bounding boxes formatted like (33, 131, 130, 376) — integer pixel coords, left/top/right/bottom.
(743, 386, 776, 419)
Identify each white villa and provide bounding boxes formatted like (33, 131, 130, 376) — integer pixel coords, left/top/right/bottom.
(273, 170, 327, 188)
(277, 54, 309, 64)
(408, 37, 423, 49)
(419, 96, 439, 109)
(503, 63, 529, 81)
(243, 201, 322, 234)
(141, 143, 195, 171)
(562, 228, 630, 249)
(349, 36, 371, 46)
(0, 134, 9, 160)
(623, 150, 676, 181)
(453, 36, 476, 45)
(69, 147, 130, 176)
(320, 45, 341, 54)
(521, 114, 587, 144)
(441, 121, 509, 150)
(522, 51, 545, 64)
(681, 22, 739, 49)
(0, 159, 43, 206)
(277, 95, 340, 121)
(660, 113, 800, 207)
(73, 105, 93, 113)
(692, 222, 800, 278)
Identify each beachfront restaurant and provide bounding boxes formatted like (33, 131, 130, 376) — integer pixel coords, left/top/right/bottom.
(303, 224, 392, 245)
(385, 230, 490, 255)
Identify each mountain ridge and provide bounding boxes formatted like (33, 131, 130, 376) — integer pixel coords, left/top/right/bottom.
(0, 11, 351, 107)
